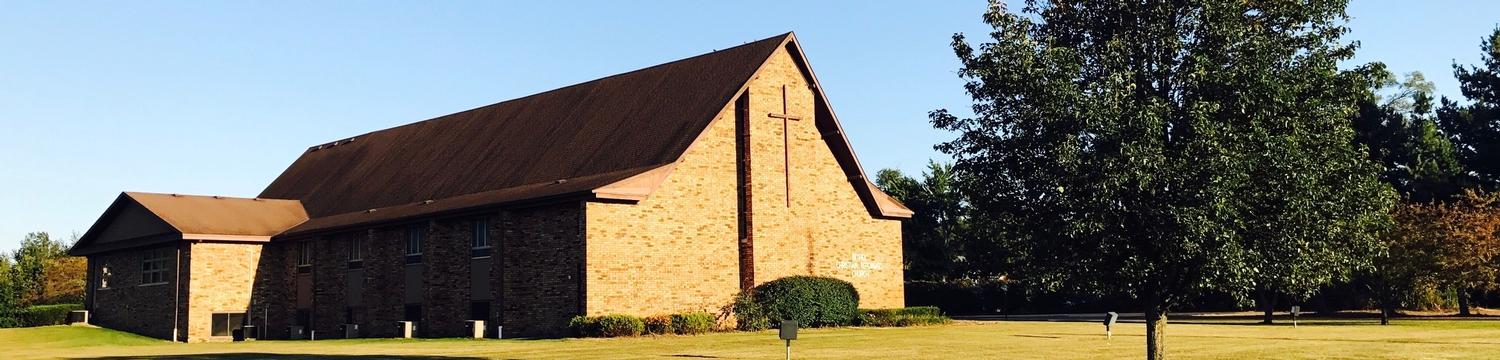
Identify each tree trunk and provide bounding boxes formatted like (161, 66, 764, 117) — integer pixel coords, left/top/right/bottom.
(1146, 303, 1167, 360)
(1458, 287, 1472, 316)
(1258, 289, 1277, 324)
(1379, 294, 1393, 325)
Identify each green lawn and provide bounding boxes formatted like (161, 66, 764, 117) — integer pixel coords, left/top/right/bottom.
(5, 319, 1500, 359)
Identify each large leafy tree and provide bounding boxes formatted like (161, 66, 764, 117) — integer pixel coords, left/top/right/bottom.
(932, 1, 1388, 357)
(1437, 28, 1500, 189)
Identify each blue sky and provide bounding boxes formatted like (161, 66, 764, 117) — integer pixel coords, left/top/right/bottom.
(1, 1, 1496, 252)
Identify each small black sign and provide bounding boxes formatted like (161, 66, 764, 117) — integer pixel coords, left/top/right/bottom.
(779, 320, 798, 340)
(1103, 312, 1119, 326)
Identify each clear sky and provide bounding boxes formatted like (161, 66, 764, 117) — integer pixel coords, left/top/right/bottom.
(1, 1, 1496, 252)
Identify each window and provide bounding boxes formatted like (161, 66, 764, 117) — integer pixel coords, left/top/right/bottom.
(296, 241, 313, 273)
(140, 248, 170, 285)
(98, 262, 112, 290)
(471, 219, 491, 258)
(406, 226, 425, 264)
(469, 301, 490, 321)
(347, 235, 363, 262)
(345, 306, 362, 324)
(211, 312, 246, 337)
(296, 309, 311, 327)
(404, 304, 422, 322)
(472, 219, 489, 249)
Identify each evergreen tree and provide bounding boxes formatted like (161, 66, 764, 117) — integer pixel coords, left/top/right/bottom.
(1437, 28, 1500, 189)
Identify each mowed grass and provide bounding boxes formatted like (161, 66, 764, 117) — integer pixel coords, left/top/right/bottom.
(5, 319, 1500, 359)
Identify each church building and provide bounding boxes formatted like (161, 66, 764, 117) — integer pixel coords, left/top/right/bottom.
(67, 32, 911, 341)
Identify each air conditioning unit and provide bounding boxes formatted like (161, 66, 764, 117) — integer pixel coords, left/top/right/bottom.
(341, 324, 359, 339)
(397, 321, 417, 339)
(464, 320, 485, 339)
(67, 310, 89, 325)
(287, 325, 306, 340)
(241, 325, 258, 341)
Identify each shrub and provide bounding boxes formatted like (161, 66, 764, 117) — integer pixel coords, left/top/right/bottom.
(594, 314, 644, 337)
(570, 314, 645, 337)
(19, 303, 82, 327)
(733, 276, 860, 330)
(732, 292, 771, 331)
(643, 315, 672, 335)
(669, 312, 716, 335)
(857, 307, 951, 327)
(569, 315, 599, 337)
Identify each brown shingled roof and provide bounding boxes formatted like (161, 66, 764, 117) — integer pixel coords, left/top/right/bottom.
(253, 31, 909, 237)
(260, 33, 792, 220)
(70, 192, 309, 255)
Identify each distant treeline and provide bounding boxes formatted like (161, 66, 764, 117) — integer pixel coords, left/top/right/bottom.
(0, 232, 86, 327)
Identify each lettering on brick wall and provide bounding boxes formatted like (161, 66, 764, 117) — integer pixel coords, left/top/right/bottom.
(836, 253, 882, 278)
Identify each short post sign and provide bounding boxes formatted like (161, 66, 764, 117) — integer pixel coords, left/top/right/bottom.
(1290, 306, 1300, 328)
(780, 320, 798, 360)
(1103, 312, 1118, 340)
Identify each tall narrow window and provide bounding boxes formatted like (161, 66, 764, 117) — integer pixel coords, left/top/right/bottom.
(406, 226, 424, 264)
(347, 235, 363, 262)
(297, 241, 313, 272)
(471, 219, 491, 258)
(98, 262, 112, 289)
(140, 248, 170, 285)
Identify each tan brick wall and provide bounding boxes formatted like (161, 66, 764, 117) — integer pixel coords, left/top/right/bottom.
(184, 242, 261, 342)
(585, 100, 742, 316)
(746, 47, 904, 308)
(584, 45, 904, 316)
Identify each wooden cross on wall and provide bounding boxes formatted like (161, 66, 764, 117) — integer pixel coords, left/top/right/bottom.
(767, 85, 802, 207)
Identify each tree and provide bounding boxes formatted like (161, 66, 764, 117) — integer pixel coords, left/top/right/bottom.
(875, 162, 975, 281)
(1427, 191, 1500, 316)
(1376, 190, 1500, 321)
(1354, 70, 1466, 202)
(1437, 28, 1500, 189)
(1373, 203, 1444, 324)
(9, 232, 79, 307)
(0, 254, 18, 327)
(932, 1, 1388, 357)
(11, 232, 65, 307)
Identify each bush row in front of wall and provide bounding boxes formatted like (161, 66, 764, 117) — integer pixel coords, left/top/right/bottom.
(856, 306, 952, 327)
(572, 311, 718, 337)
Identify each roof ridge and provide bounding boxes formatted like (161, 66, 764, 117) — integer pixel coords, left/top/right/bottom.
(125, 191, 295, 202)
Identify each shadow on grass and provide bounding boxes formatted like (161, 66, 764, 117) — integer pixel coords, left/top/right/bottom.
(70, 354, 487, 360)
(1017, 332, 1500, 345)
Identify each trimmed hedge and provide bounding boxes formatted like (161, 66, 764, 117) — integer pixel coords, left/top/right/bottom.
(19, 304, 83, 327)
(597, 315, 644, 337)
(857, 306, 951, 327)
(733, 276, 860, 330)
(668, 312, 715, 335)
(570, 314, 644, 337)
(643, 315, 672, 335)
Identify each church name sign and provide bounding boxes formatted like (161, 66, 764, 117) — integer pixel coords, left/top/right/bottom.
(836, 253, 882, 277)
